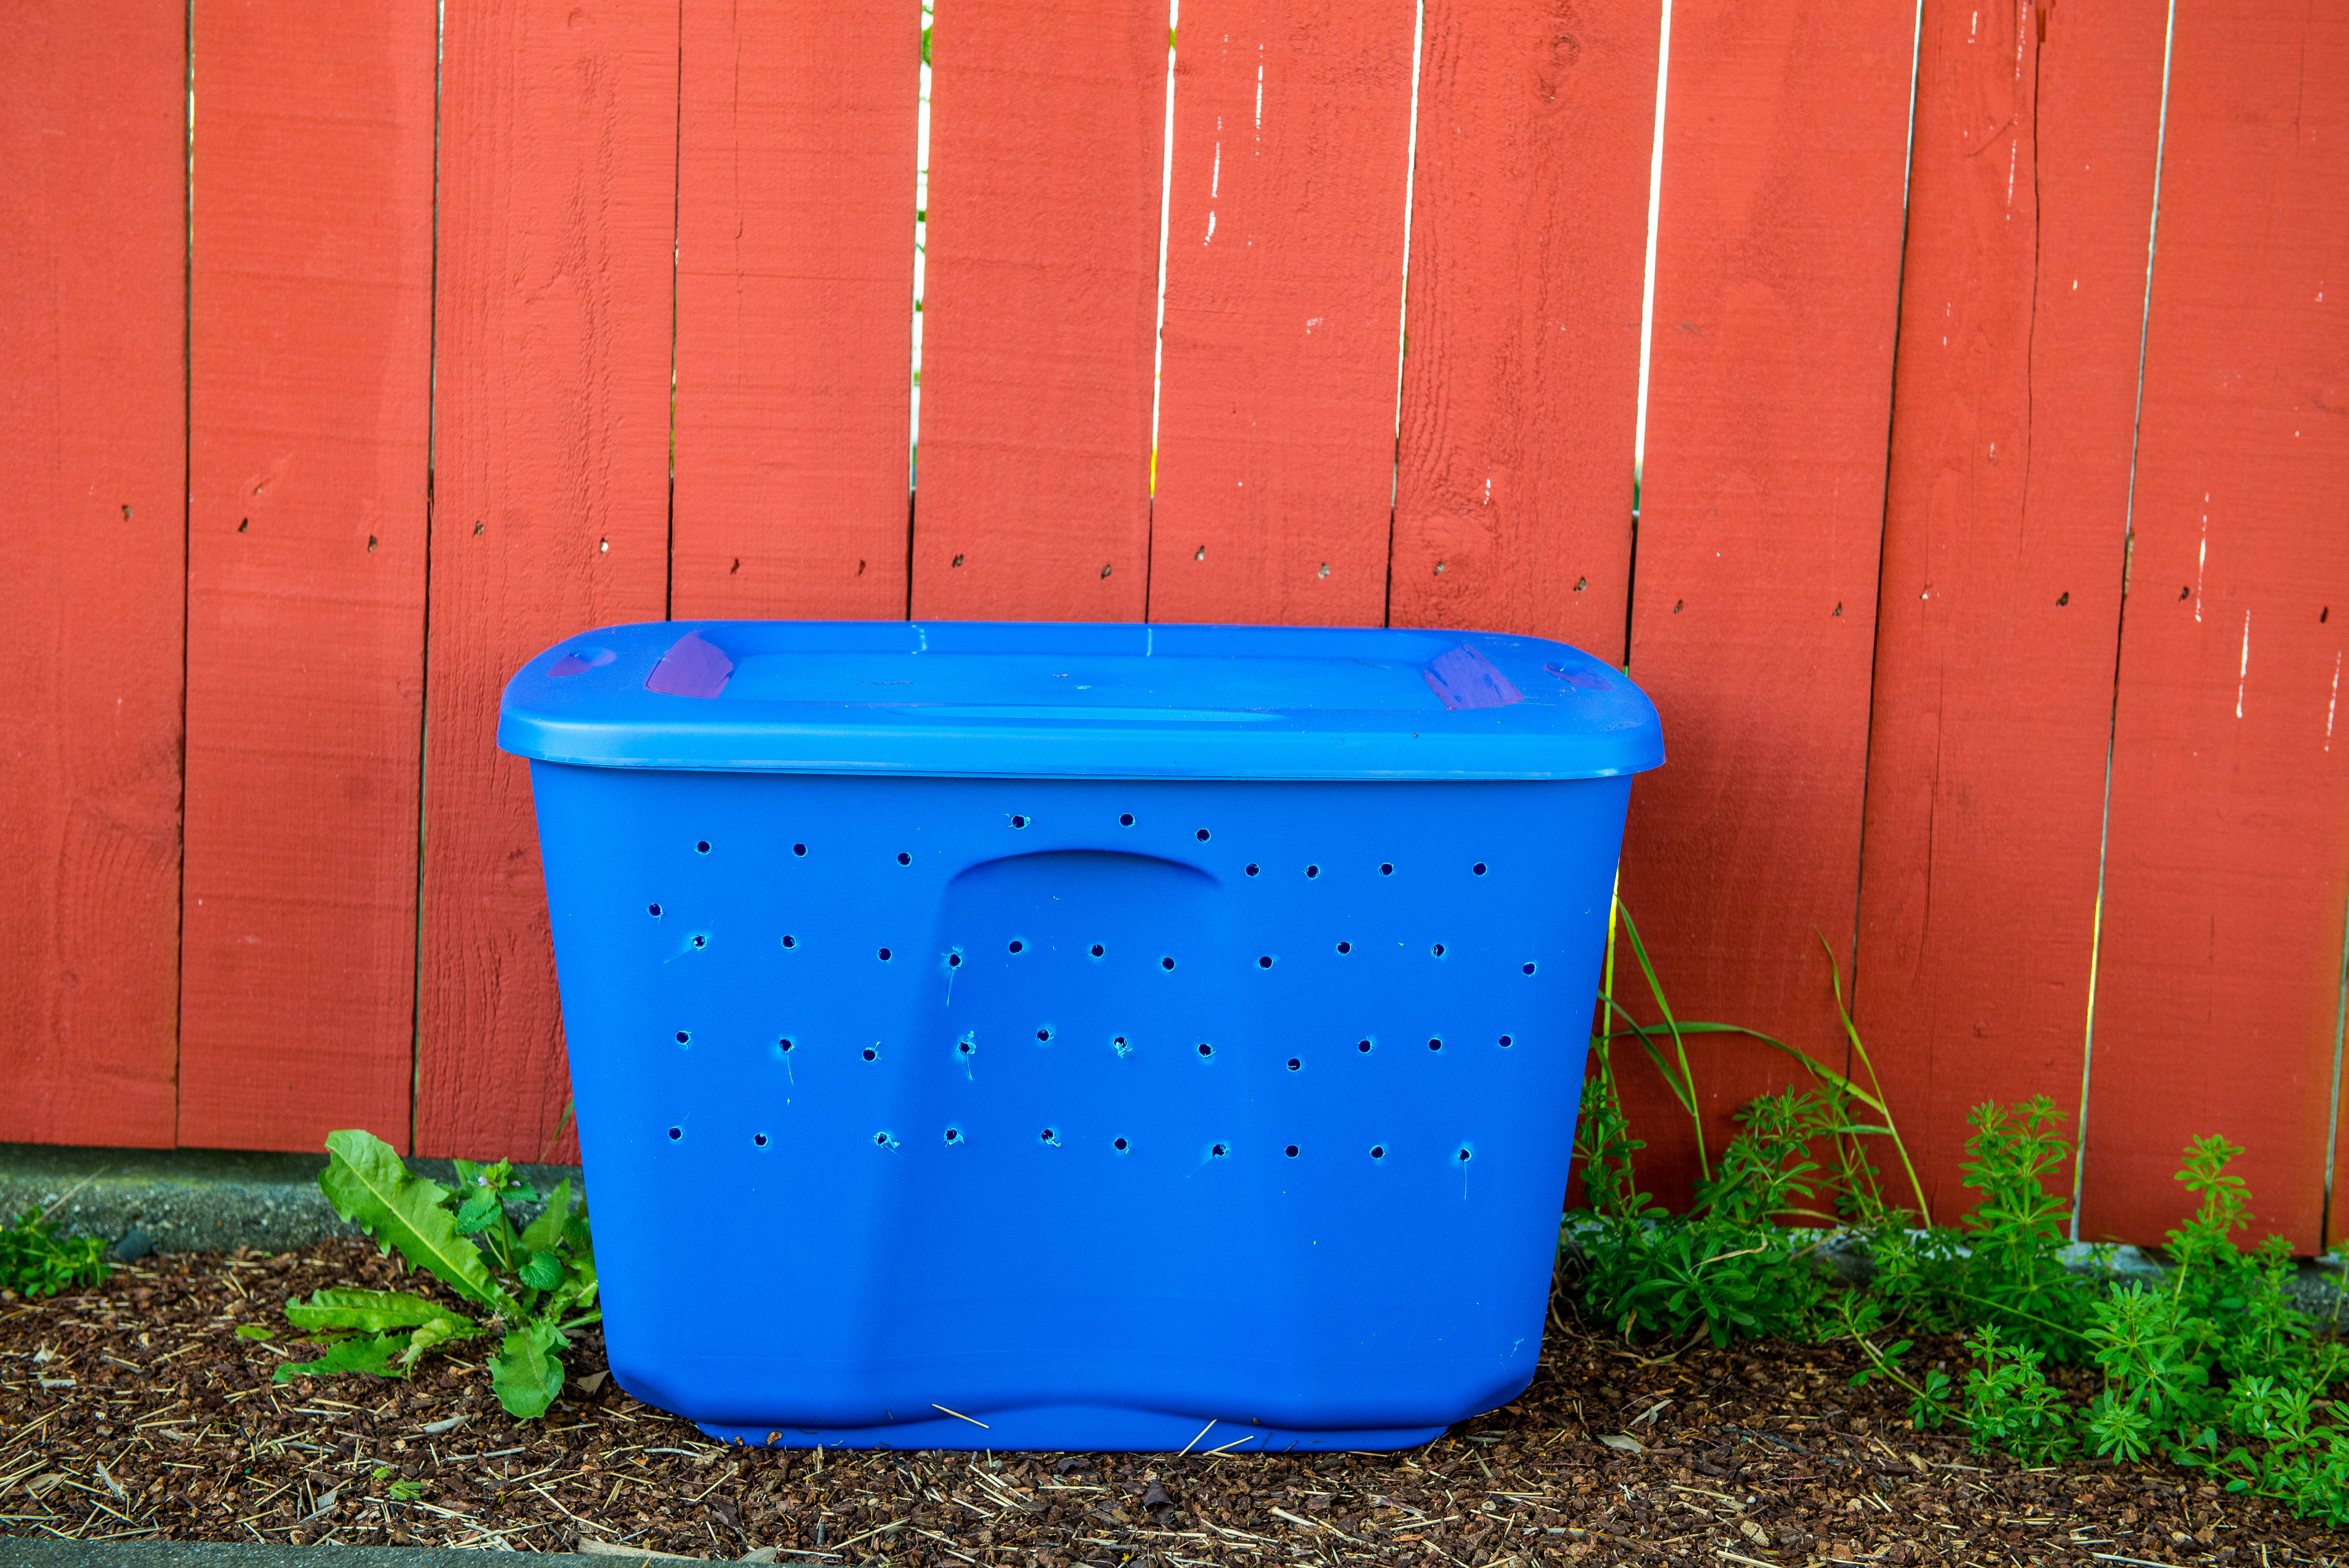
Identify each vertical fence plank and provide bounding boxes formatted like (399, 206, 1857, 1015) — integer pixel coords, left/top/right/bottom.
(2082, 4, 2349, 1250)
(1388, 0, 1656, 653)
(419, 0, 678, 1161)
(671, 0, 920, 621)
(0, 0, 187, 1148)
(910, 0, 1164, 620)
(1611, 0, 1917, 1209)
(179, 0, 437, 1153)
(1853, 0, 2169, 1223)
(1146, 0, 1416, 626)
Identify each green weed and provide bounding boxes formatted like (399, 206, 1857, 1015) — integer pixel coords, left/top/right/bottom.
(1567, 898, 2349, 1527)
(276, 1130, 598, 1418)
(0, 1206, 109, 1299)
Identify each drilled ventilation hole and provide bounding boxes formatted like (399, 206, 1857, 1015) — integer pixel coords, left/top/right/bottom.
(1111, 1035, 1131, 1055)
(1522, 961, 1538, 975)
(1499, 1034, 1514, 1048)
(862, 1048, 879, 1062)
(777, 1038, 795, 1053)
(782, 934, 797, 948)
(1035, 1027, 1053, 1043)
(1370, 1145, 1386, 1160)
(1431, 943, 1446, 958)
(1119, 812, 1135, 826)
(1011, 814, 1029, 829)
(675, 1030, 691, 1045)
(874, 1131, 889, 1146)
(1196, 828, 1211, 841)
(1379, 862, 1394, 876)
(1160, 955, 1176, 971)
(1257, 955, 1273, 969)
(1472, 862, 1488, 876)
(690, 934, 706, 949)
(1210, 1143, 1228, 1158)
(1246, 863, 1260, 877)
(1040, 1128, 1058, 1143)
(957, 1039, 975, 1056)
(1089, 943, 1105, 958)
(1457, 1146, 1473, 1162)
(793, 843, 807, 857)
(1284, 1145, 1299, 1158)
(1286, 1057, 1302, 1072)
(696, 840, 711, 854)
(667, 1126, 683, 1141)
(1335, 940, 1352, 954)
(1009, 939, 1025, 953)
(1113, 1137, 1130, 1153)
(943, 1127, 964, 1145)
(1305, 864, 1320, 878)
(1196, 1042, 1214, 1058)
(896, 851, 911, 865)
(647, 902, 662, 917)
(1429, 1037, 1445, 1052)
(754, 1132, 769, 1147)
(877, 947, 893, 961)
(946, 951, 961, 967)
(1356, 1038, 1373, 1053)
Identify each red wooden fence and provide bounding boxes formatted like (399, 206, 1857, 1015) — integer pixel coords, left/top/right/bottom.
(4, 0, 2344, 1249)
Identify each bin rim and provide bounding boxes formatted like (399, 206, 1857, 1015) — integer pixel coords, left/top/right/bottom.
(496, 619, 1664, 782)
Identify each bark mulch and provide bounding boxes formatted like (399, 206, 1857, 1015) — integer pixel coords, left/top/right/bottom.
(2, 1239, 2344, 1564)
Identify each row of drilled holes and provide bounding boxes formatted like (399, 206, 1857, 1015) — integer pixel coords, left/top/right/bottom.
(702, 1032, 1522, 1058)
(665, 1124, 1474, 1164)
(655, 914, 1540, 977)
(672, 836, 1497, 882)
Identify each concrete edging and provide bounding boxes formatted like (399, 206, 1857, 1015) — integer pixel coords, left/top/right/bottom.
(0, 1143, 583, 1260)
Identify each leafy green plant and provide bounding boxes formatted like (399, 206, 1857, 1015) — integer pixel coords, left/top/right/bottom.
(1962, 1326, 2076, 1463)
(1564, 900, 2349, 1529)
(1866, 1098, 2098, 1356)
(277, 1130, 598, 1418)
(0, 1206, 109, 1298)
(1570, 902, 1921, 1347)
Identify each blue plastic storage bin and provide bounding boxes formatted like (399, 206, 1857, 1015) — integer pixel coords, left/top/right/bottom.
(500, 621, 1662, 1453)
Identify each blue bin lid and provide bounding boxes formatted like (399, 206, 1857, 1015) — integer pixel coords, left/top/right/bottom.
(497, 621, 1663, 781)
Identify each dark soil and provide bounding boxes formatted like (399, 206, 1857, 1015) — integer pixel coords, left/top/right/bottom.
(2, 1240, 2342, 1564)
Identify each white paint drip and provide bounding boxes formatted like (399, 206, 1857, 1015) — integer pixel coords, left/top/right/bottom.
(2195, 495, 2208, 622)
(1210, 135, 1221, 198)
(1383, 0, 1426, 522)
(1204, 210, 1215, 243)
(1146, 0, 1178, 497)
(2330, 651, 2342, 751)
(2236, 610, 2251, 719)
(1483, 476, 1492, 506)
(1255, 56, 1264, 134)
(1631, 0, 1674, 474)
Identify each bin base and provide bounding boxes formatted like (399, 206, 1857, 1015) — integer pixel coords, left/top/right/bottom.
(697, 1406, 1451, 1454)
